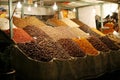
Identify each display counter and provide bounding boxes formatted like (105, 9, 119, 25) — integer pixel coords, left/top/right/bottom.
(10, 45, 120, 80)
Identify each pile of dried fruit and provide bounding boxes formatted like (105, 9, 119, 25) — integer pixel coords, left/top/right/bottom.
(87, 36, 110, 52)
(71, 18, 84, 26)
(71, 19, 102, 37)
(17, 41, 52, 62)
(57, 38, 85, 57)
(99, 36, 119, 50)
(23, 25, 71, 61)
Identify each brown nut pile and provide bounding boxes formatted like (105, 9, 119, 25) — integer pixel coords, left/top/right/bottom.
(87, 36, 110, 52)
(57, 38, 85, 57)
(99, 36, 120, 50)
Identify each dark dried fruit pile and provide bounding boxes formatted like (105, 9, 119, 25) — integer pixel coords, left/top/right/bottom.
(17, 41, 52, 62)
(57, 38, 85, 57)
(79, 25, 90, 33)
(23, 25, 71, 61)
(87, 36, 110, 52)
(71, 20, 100, 37)
(71, 19, 102, 37)
(23, 25, 49, 43)
(99, 36, 120, 50)
(88, 28, 101, 37)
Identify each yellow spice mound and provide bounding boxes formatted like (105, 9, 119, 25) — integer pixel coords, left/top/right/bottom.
(72, 38, 99, 56)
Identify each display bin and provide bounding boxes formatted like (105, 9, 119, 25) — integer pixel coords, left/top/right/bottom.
(10, 45, 120, 80)
(108, 50, 120, 71)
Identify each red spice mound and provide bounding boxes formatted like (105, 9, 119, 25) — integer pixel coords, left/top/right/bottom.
(4, 28, 34, 43)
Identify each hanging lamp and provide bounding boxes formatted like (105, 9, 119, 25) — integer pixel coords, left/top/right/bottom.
(52, 2, 58, 11)
(34, 2, 38, 7)
(17, 1, 22, 8)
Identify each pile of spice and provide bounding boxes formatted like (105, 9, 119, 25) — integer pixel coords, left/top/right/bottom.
(25, 16, 47, 27)
(71, 18, 85, 27)
(0, 18, 16, 30)
(13, 16, 47, 28)
(39, 26, 68, 41)
(46, 18, 68, 27)
(87, 36, 110, 52)
(54, 27, 89, 39)
(72, 38, 99, 56)
(99, 36, 120, 50)
(54, 27, 77, 38)
(13, 16, 27, 28)
(23, 25, 71, 60)
(4, 28, 34, 43)
(67, 27, 89, 38)
(87, 27, 102, 37)
(60, 18, 79, 28)
(91, 28, 105, 36)
(57, 38, 85, 57)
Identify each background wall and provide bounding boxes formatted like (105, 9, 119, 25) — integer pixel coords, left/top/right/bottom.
(78, 3, 118, 28)
(78, 6, 96, 28)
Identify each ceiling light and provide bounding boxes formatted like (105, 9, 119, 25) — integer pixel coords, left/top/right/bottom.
(17, 1, 22, 9)
(28, 5, 31, 11)
(73, 8, 76, 12)
(52, 2, 58, 11)
(34, 2, 38, 7)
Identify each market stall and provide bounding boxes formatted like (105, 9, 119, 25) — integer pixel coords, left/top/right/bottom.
(0, 0, 120, 80)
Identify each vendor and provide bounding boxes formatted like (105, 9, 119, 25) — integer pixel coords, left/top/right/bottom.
(0, 7, 7, 18)
(113, 23, 119, 32)
(95, 15, 101, 31)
